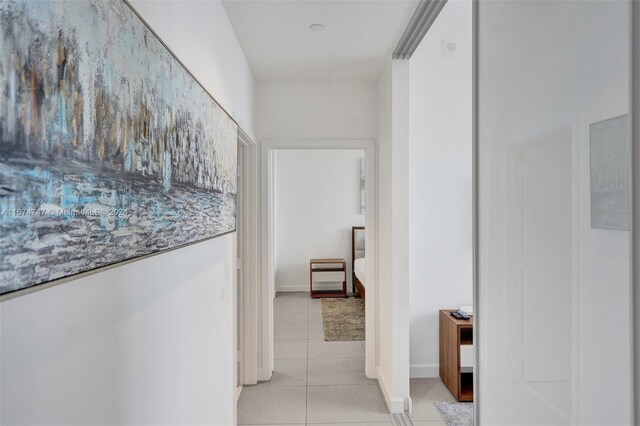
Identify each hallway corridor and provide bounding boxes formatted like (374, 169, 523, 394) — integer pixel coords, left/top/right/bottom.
(237, 292, 391, 425)
(237, 293, 453, 425)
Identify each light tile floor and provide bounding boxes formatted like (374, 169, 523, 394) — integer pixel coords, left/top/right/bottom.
(408, 378, 453, 426)
(237, 292, 450, 426)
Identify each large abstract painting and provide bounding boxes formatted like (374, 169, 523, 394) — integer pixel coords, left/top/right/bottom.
(590, 114, 629, 231)
(0, 0, 238, 294)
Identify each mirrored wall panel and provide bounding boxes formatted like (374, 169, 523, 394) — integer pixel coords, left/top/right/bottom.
(477, 1, 632, 424)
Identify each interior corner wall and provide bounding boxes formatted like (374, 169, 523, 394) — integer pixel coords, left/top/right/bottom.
(407, 0, 473, 378)
(274, 149, 365, 293)
(0, 1, 256, 424)
(376, 59, 411, 412)
(377, 61, 394, 403)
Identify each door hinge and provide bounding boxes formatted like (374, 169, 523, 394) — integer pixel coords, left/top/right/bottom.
(236, 258, 243, 270)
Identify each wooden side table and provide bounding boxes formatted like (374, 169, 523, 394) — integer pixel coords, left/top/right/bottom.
(439, 310, 473, 402)
(309, 258, 347, 298)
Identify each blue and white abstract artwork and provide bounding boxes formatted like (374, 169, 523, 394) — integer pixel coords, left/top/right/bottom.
(0, 0, 238, 294)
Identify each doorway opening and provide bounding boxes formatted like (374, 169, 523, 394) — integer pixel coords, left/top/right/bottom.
(405, 0, 475, 422)
(262, 140, 376, 379)
(236, 140, 378, 425)
(272, 147, 366, 368)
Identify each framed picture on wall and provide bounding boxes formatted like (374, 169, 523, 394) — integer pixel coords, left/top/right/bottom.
(0, 0, 238, 294)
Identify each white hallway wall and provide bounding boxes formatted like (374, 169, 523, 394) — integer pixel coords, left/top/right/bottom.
(257, 78, 417, 410)
(274, 149, 365, 292)
(408, 0, 473, 378)
(0, 1, 255, 424)
(256, 80, 376, 363)
(257, 80, 377, 140)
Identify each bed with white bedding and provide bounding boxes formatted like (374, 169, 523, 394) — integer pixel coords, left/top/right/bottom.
(354, 257, 366, 284)
(352, 226, 366, 300)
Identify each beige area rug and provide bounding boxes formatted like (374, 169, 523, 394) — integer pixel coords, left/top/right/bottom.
(320, 297, 365, 341)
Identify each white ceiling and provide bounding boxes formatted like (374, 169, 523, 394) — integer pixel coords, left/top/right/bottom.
(222, 0, 419, 81)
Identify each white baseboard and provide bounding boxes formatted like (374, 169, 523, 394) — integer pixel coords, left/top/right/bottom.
(275, 285, 309, 292)
(377, 367, 412, 413)
(410, 363, 440, 378)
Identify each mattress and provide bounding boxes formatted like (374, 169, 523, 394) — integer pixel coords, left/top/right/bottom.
(354, 257, 366, 284)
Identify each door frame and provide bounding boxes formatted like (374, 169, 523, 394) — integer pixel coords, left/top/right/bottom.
(259, 139, 378, 380)
(237, 129, 259, 386)
(235, 140, 245, 401)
